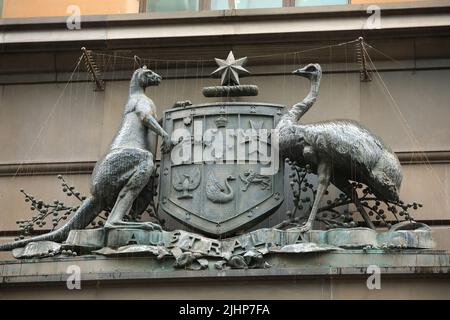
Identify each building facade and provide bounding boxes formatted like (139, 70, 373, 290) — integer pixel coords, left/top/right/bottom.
(0, 0, 449, 299)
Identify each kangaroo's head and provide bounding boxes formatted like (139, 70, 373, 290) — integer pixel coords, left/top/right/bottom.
(131, 66, 162, 88)
(292, 63, 322, 80)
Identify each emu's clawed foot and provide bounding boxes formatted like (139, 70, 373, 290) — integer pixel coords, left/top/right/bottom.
(297, 222, 312, 233)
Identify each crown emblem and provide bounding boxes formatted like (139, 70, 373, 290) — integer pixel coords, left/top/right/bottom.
(215, 115, 228, 128)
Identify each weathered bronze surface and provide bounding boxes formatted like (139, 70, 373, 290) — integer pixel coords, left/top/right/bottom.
(277, 63, 403, 233)
(211, 51, 249, 86)
(203, 51, 258, 97)
(0, 66, 167, 251)
(11, 225, 435, 270)
(0, 56, 435, 271)
(158, 102, 284, 237)
(202, 85, 258, 97)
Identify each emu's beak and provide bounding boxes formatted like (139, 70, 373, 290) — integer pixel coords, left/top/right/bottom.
(292, 65, 310, 77)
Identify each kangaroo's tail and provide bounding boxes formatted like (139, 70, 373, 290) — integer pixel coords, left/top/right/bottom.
(0, 196, 102, 251)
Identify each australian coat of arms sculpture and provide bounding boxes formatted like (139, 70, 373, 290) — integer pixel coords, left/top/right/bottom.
(0, 51, 434, 269)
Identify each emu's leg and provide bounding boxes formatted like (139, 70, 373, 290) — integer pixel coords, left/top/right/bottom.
(333, 178, 375, 230)
(349, 187, 375, 230)
(105, 155, 161, 231)
(298, 159, 331, 233)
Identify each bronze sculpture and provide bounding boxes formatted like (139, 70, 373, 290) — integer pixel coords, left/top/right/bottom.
(1, 54, 432, 267)
(205, 173, 236, 204)
(0, 66, 167, 251)
(277, 63, 403, 233)
(157, 101, 284, 237)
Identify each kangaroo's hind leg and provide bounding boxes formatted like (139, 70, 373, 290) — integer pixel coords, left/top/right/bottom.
(105, 152, 161, 230)
(130, 173, 159, 223)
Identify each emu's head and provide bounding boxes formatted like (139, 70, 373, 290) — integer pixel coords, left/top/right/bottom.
(132, 66, 162, 88)
(292, 63, 322, 80)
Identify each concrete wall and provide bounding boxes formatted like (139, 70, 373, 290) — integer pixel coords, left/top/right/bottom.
(1, 251, 450, 299)
(2, 277, 450, 299)
(2, 69, 450, 163)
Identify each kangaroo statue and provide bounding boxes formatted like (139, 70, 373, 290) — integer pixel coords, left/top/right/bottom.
(0, 66, 171, 251)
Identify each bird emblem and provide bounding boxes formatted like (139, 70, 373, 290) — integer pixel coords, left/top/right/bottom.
(206, 172, 236, 204)
(173, 167, 201, 199)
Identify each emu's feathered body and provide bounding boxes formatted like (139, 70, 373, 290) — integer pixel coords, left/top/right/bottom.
(279, 119, 402, 201)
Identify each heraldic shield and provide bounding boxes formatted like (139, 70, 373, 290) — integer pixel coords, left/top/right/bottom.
(158, 102, 284, 237)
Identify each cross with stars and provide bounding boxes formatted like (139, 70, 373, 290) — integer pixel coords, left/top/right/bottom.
(211, 51, 250, 86)
(240, 120, 271, 146)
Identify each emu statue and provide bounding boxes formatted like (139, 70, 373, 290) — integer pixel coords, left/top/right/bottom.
(277, 63, 403, 233)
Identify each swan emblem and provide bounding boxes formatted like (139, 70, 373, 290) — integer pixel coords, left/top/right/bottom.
(206, 172, 236, 203)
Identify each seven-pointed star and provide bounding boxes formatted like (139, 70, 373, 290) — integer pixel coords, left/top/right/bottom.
(211, 51, 250, 86)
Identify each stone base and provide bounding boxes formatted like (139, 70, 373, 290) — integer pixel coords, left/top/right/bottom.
(11, 226, 436, 268)
(1, 250, 449, 299)
(61, 226, 435, 254)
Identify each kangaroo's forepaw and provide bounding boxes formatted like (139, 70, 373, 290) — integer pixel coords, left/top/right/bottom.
(161, 140, 174, 154)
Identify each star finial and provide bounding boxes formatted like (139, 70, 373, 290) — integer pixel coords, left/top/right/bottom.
(211, 51, 250, 86)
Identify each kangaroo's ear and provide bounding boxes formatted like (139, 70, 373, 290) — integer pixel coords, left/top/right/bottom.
(134, 55, 143, 68)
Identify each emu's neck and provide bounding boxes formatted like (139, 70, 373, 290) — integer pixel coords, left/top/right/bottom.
(288, 74, 321, 122)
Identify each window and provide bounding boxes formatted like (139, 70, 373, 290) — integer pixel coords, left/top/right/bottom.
(0, 0, 427, 19)
(211, 0, 283, 10)
(147, 0, 200, 12)
(295, 0, 348, 6)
